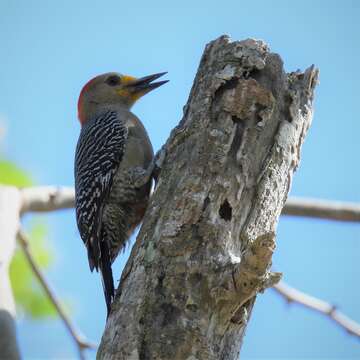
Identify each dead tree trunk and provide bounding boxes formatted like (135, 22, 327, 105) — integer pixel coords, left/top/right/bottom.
(98, 36, 318, 360)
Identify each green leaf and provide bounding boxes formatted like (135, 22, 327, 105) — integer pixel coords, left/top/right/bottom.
(0, 159, 33, 186)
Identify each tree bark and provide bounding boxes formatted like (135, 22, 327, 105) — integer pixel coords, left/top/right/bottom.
(98, 36, 318, 360)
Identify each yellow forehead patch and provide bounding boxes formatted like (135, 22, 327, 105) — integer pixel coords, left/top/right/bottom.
(121, 75, 137, 85)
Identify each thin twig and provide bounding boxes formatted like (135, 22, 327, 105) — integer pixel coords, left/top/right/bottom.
(273, 281, 360, 339)
(282, 197, 360, 222)
(16, 229, 96, 359)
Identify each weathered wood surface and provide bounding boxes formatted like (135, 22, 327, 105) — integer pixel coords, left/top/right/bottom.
(98, 36, 318, 360)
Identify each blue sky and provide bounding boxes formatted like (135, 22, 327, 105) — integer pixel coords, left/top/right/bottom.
(1, 0, 359, 358)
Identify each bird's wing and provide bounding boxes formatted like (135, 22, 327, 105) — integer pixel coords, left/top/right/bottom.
(74, 110, 127, 271)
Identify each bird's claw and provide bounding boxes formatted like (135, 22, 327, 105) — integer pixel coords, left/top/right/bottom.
(133, 146, 166, 188)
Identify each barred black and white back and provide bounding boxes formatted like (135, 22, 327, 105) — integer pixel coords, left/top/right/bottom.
(74, 110, 127, 313)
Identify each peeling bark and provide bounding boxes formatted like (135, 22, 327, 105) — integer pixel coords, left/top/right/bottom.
(98, 36, 318, 360)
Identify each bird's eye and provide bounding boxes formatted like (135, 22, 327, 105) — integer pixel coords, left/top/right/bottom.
(106, 75, 121, 86)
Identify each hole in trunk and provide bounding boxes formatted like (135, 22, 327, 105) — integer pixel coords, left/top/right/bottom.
(219, 199, 232, 221)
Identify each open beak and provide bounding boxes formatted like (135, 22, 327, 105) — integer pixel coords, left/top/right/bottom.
(125, 72, 169, 96)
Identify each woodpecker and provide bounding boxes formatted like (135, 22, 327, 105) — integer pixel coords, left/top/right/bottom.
(75, 71, 168, 316)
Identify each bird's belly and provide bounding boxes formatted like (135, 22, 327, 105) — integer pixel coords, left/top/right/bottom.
(102, 165, 152, 262)
(119, 136, 151, 170)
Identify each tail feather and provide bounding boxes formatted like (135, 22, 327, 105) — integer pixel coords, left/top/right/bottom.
(99, 240, 114, 318)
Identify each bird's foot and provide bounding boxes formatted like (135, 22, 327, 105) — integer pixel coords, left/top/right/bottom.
(133, 146, 167, 188)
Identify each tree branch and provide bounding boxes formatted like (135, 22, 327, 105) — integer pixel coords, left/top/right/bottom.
(282, 197, 360, 222)
(0, 186, 21, 360)
(19, 186, 360, 223)
(20, 186, 75, 214)
(16, 229, 96, 359)
(273, 282, 360, 339)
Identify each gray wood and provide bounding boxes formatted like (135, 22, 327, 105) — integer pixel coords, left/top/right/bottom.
(98, 36, 318, 360)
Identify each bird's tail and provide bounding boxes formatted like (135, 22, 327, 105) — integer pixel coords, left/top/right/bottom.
(99, 239, 114, 318)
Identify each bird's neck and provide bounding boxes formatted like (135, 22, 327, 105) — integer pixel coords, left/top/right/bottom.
(79, 102, 133, 125)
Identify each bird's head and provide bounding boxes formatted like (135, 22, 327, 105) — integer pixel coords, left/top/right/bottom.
(77, 72, 168, 124)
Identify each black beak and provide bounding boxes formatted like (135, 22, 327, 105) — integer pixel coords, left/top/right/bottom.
(126, 72, 169, 94)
